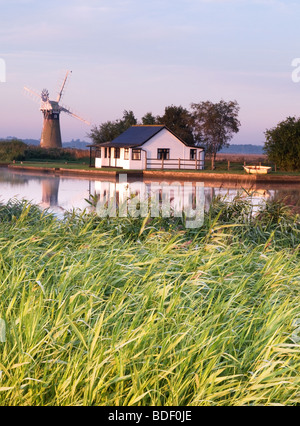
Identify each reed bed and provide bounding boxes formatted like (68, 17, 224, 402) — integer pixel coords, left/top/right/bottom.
(0, 197, 300, 406)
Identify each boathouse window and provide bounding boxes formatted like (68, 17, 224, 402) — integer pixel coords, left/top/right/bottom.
(190, 149, 197, 160)
(95, 149, 101, 158)
(114, 147, 120, 159)
(104, 148, 107, 158)
(124, 148, 129, 160)
(132, 149, 141, 160)
(157, 149, 170, 160)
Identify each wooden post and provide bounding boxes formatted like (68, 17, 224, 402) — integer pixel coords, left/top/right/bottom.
(211, 157, 215, 170)
(195, 157, 197, 170)
(178, 158, 181, 169)
(161, 157, 164, 169)
(89, 146, 92, 167)
(228, 160, 230, 171)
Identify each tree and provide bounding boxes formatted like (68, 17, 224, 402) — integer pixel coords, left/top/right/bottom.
(141, 112, 158, 125)
(191, 100, 241, 160)
(88, 120, 121, 144)
(264, 116, 300, 171)
(88, 110, 137, 144)
(121, 110, 137, 129)
(157, 105, 195, 145)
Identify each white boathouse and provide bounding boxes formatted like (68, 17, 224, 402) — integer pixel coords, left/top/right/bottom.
(91, 125, 205, 170)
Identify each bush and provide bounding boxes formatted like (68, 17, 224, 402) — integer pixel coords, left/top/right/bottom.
(23, 145, 89, 162)
(0, 139, 27, 161)
(0, 140, 89, 163)
(264, 116, 300, 171)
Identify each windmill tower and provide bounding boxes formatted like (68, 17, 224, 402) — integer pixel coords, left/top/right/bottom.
(24, 71, 90, 149)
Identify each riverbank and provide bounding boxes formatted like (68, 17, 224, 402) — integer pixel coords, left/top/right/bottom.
(7, 163, 300, 183)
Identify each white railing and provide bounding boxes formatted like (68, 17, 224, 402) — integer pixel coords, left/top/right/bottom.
(146, 158, 205, 170)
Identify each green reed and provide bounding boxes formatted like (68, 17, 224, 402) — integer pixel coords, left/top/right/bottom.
(0, 197, 300, 405)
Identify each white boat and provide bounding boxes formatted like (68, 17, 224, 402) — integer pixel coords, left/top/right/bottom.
(243, 165, 272, 175)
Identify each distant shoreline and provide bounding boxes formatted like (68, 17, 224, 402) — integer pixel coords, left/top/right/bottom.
(216, 153, 267, 162)
(0, 139, 265, 154)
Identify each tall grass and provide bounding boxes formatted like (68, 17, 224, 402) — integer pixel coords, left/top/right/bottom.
(0, 197, 300, 405)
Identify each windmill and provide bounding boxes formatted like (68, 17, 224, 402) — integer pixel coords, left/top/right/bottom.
(24, 71, 90, 149)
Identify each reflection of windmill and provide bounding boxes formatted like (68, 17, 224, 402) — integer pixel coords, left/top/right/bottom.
(41, 178, 60, 207)
(24, 71, 90, 148)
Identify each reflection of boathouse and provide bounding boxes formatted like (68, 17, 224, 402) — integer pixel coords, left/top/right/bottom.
(94, 177, 204, 217)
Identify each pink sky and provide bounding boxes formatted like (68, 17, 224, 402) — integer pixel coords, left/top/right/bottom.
(0, 0, 300, 145)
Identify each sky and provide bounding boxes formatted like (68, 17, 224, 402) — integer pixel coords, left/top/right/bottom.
(0, 0, 300, 145)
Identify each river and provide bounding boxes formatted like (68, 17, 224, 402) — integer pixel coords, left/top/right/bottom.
(0, 168, 299, 218)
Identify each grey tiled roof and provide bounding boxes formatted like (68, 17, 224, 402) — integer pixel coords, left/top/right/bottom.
(105, 125, 165, 148)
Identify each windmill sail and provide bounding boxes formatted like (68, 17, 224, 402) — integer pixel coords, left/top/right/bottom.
(60, 106, 91, 125)
(56, 70, 72, 103)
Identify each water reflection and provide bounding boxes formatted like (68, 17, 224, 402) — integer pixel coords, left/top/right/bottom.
(41, 177, 60, 208)
(201, 186, 273, 213)
(0, 168, 299, 218)
(94, 178, 205, 227)
(0, 168, 91, 217)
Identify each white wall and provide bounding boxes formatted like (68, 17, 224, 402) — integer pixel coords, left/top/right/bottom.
(143, 128, 185, 159)
(142, 129, 204, 170)
(95, 147, 131, 169)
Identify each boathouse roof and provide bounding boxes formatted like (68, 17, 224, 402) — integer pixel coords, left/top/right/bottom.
(93, 125, 202, 148)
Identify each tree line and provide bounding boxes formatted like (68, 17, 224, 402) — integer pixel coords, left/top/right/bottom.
(0, 140, 89, 162)
(88, 100, 241, 160)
